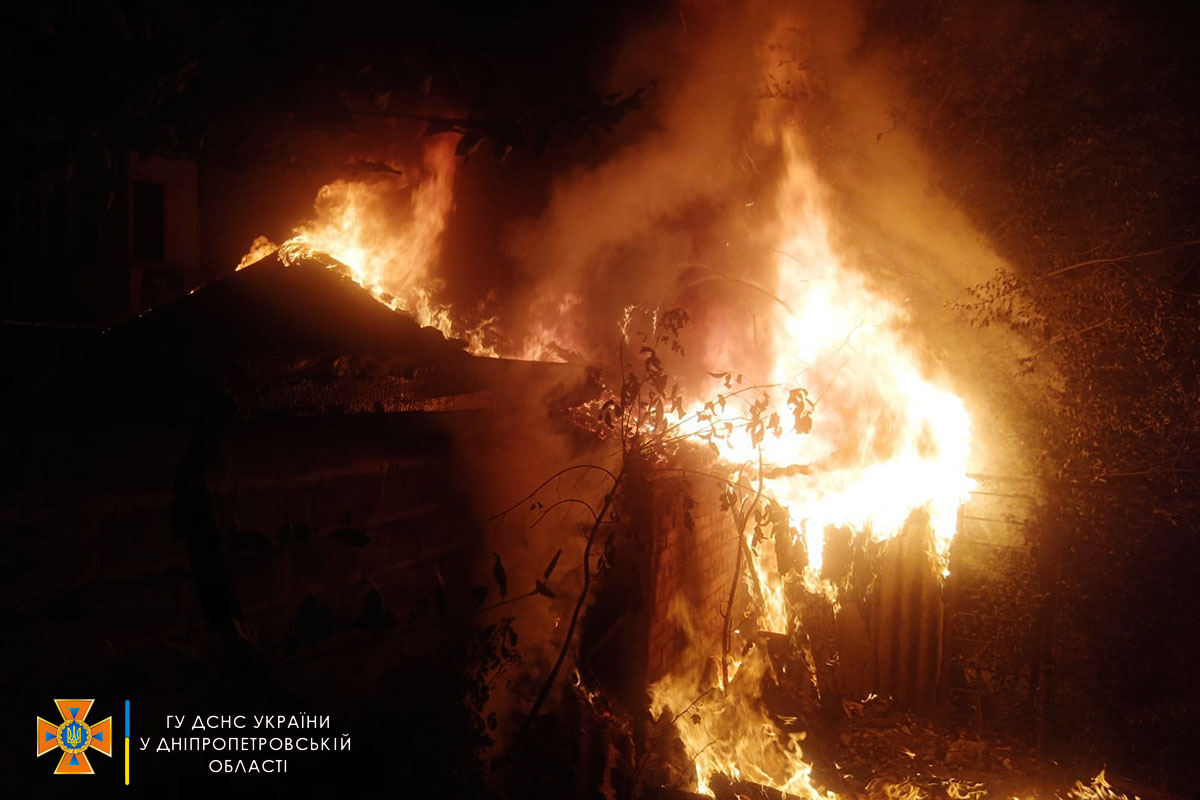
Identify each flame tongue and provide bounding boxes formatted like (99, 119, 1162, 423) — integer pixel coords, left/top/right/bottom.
(650, 630, 836, 799)
(236, 139, 501, 354)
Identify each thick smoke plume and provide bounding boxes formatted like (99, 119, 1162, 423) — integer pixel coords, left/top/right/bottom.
(499, 0, 1033, 475)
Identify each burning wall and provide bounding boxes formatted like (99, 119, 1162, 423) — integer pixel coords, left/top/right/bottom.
(645, 477, 740, 687)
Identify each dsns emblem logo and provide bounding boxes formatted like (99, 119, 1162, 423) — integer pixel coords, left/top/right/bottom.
(37, 699, 113, 775)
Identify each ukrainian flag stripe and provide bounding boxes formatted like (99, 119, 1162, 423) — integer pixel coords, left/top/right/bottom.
(124, 700, 130, 785)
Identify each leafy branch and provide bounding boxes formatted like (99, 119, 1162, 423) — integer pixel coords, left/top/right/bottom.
(497, 305, 817, 754)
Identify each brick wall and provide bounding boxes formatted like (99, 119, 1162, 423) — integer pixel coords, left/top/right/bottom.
(645, 476, 740, 683)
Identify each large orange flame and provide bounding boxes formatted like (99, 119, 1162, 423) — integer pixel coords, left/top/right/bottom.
(233, 72, 979, 800)
(647, 126, 974, 797)
(237, 130, 976, 796)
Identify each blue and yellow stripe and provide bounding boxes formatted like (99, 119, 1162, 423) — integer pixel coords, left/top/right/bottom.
(124, 700, 130, 785)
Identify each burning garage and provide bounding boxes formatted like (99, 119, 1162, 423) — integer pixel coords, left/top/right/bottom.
(2, 1, 1198, 799)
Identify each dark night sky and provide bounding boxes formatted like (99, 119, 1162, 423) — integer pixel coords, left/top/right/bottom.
(0, 0, 667, 167)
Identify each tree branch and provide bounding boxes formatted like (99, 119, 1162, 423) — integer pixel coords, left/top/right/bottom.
(1043, 239, 1200, 279)
(721, 453, 766, 688)
(531, 497, 598, 527)
(520, 468, 625, 733)
(487, 464, 618, 522)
